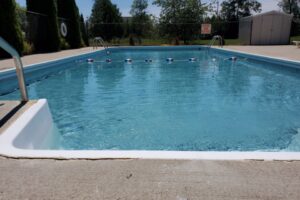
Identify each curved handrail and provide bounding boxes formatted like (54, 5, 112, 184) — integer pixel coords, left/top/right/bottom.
(208, 35, 223, 48)
(0, 37, 28, 102)
(93, 37, 110, 55)
(93, 37, 108, 50)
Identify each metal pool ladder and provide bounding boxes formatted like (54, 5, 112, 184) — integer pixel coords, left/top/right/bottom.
(0, 37, 28, 102)
(208, 35, 224, 49)
(93, 37, 108, 50)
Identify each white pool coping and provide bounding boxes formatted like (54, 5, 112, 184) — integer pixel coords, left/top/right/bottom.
(1, 46, 300, 161)
(0, 99, 300, 161)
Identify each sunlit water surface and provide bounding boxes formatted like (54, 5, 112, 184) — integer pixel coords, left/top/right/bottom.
(1, 48, 300, 151)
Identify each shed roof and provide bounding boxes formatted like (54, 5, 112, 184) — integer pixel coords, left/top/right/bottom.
(241, 10, 293, 20)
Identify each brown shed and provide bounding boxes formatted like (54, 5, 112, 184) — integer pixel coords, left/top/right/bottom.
(239, 11, 293, 45)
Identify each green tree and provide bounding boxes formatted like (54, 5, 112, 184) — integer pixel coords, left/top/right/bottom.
(220, 0, 261, 38)
(0, 0, 24, 57)
(208, 0, 220, 16)
(221, 0, 261, 20)
(278, 0, 300, 17)
(80, 15, 89, 46)
(279, 0, 300, 36)
(154, 0, 205, 44)
(130, 0, 151, 40)
(16, 3, 27, 32)
(90, 0, 123, 41)
(123, 17, 132, 37)
(26, 0, 60, 52)
(57, 0, 82, 48)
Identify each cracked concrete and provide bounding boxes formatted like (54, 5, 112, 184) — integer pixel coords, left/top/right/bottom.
(224, 45, 300, 61)
(0, 47, 99, 71)
(0, 158, 300, 200)
(0, 101, 35, 134)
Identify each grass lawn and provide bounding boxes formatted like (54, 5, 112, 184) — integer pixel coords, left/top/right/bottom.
(191, 39, 241, 45)
(291, 35, 300, 42)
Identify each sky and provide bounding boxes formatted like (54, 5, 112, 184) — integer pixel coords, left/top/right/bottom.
(16, 0, 281, 18)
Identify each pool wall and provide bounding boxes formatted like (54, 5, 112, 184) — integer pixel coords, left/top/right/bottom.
(0, 99, 300, 160)
(0, 99, 56, 155)
(1, 46, 300, 160)
(0, 98, 300, 161)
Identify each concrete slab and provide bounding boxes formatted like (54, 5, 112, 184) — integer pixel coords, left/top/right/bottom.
(224, 45, 300, 61)
(0, 158, 299, 200)
(0, 101, 21, 127)
(0, 101, 20, 119)
(0, 47, 100, 71)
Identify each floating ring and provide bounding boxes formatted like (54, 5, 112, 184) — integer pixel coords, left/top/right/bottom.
(125, 59, 132, 63)
(228, 57, 237, 61)
(166, 58, 174, 62)
(60, 22, 68, 37)
(145, 59, 153, 63)
(189, 58, 197, 62)
(87, 58, 94, 63)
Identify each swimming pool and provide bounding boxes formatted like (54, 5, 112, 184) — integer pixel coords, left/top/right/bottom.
(1, 46, 300, 158)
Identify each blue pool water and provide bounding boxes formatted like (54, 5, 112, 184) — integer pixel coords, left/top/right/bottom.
(1, 47, 300, 151)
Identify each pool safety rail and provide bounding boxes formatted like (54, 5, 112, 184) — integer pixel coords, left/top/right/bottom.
(0, 37, 28, 102)
(209, 35, 224, 48)
(92, 37, 110, 55)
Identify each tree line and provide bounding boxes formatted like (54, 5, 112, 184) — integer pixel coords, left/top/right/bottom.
(88, 0, 262, 43)
(0, 0, 89, 57)
(83, 0, 300, 44)
(1, 0, 300, 58)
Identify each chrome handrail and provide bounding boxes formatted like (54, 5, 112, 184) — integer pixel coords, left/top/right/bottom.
(0, 37, 28, 102)
(93, 37, 111, 55)
(208, 35, 223, 48)
(93, 37, 108, 50)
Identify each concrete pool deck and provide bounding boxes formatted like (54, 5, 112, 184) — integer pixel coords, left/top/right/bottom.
(0, 101, 35, 134)
(0, 47, 100, 71)
(224, 45, 300, 61)
(0, 101, 20, 121)
(0, 158, 300, 199)
(0, 45, 300, 199)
